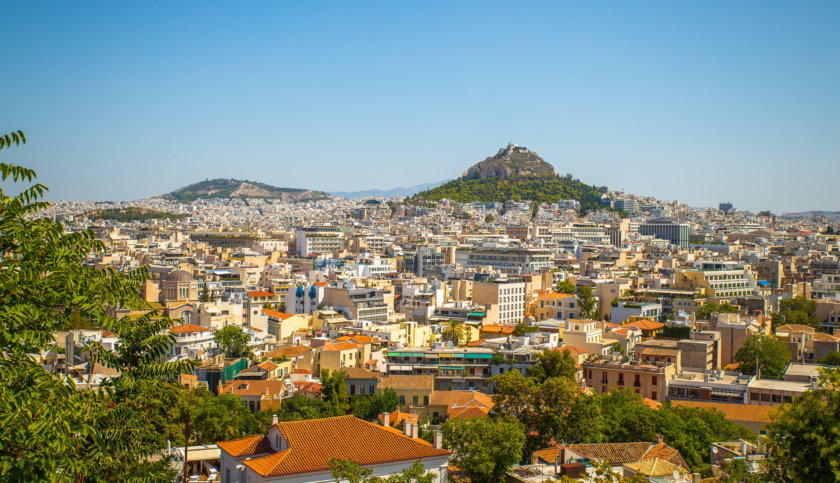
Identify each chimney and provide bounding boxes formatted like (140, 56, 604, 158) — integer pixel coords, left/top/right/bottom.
(411, 423, 419, 439)
(741, 441, 748, 456)
(381, 412, 390, 427)
(271, 414, 278, 426)
(656, 433, 664, 444)
(403, 419, 411, 436)
(433, 430, 443, 449)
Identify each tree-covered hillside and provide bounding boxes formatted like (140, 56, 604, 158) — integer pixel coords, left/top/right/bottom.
(86, 207, 187, 222)
(167, 178, 330, 203)
(412, 174, 606, 213)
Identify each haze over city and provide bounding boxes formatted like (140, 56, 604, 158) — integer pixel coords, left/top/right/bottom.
(3, 1, 839, 211)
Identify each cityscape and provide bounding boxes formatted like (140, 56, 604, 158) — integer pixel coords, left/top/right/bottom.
(3, 3, 840, 483)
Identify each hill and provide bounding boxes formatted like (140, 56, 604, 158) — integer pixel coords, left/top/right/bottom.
(413, 144, 606, 213)
(86, 207, 187, 222)
(166, 178, 331, 203)
(331, 181, 448, 199)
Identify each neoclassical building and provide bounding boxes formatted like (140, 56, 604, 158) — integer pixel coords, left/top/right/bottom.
(162, 269, 199, 303)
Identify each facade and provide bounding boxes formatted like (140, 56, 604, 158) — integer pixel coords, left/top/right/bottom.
(323, 287, 389, 323)
(403, 247, 444, 277)
(639, 219, 690, 249)
(675, 261, 756, 299)
(386, 347, 495, 392)
(162, 269, 199, 303)
(295, 226, 345, 257)
(473, 278, 526, 325)
(217, 415, 450, 483)
(583, 359, 676, 401)
(459, 248, 552, 275)
(530, 291, 580, 321)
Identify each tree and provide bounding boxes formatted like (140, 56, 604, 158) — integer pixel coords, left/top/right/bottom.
(527, 348, 577, 382)
(484, 214, 495, 223)
(200, 283, 213, 302)
(441, 320, 466, 345)
(734, 334, 791, 377)
(512, 320, 538, 336)
(214, 324, 251, 358)
(556, 280, 576, 295)
(328, 459, 437, 483)
(491, 370, 599, 458)
(771, 297, 819, 329)
(577, 284, 598, 320)
(820, 351, 840, 366)
(192, 394, 264, 443)
(352, 388, 400, 421)
(277, 393, 328, 421)
(695, 302, 738, 320)
(0, 132, 195, 480)
(764, 368, 840, 481)
(321, 369, 351, 416)
(443, 417, 525, 483)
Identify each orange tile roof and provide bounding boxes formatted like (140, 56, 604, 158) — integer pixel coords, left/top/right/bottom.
(268, 345, 312, 358)
(240, 416, 450, 477)
(220, 380, 287, 397)
(248, 290, 275, 298)
(262, 309, 295, 320)
(216, 434, 272, 458)
(378, 410, 418, 426)
(481, 324, 517, 334)
(533, 442, 688, 470)
(170, 323, 210, 334)
(670, 400, 777, 423)
(323, 341, 358, 352)
(428, 390, 493, 409)
(620, 319, 665, 331)
(379, 375, 434, 391)
(537, 291, 574, 300)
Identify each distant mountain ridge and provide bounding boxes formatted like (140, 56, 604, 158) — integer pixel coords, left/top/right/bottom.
(331, 181, 448, 199)
(413, 143, 607, 213)
(166, 178, 331, 203)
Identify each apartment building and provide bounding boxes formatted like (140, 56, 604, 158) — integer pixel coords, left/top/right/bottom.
(386, 346, 495, 392)
(295, 226, 345, 257)
(674, 261, 756, 299)
(323, 286, 388, 323)
(563, 319, 618, 357)
(459, 248, 552, 275)
(529, 290, 580, 321)
(582, 359, 676, 401)
(473, 278, 526, 325)
(639, 219, 691, 249)
(403, 247, 445, 277)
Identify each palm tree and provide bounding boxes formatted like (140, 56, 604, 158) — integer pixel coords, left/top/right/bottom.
(441, 320, 466, 345)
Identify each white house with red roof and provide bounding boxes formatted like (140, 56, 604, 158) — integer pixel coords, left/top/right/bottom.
(170, 323, 215, 358)
(217, 415, 450, 483)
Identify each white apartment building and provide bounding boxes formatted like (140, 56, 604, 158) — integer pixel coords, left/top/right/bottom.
(473, 278, 526, 325)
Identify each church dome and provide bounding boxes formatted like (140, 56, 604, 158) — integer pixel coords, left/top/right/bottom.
(166, 269, 195, 283)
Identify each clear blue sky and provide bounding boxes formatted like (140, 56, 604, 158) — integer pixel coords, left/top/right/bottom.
(2, 1, 838, 212)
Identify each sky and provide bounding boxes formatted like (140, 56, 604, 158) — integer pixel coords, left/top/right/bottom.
(2, 1, 838, 212)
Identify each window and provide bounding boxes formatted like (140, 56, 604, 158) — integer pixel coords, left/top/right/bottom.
(424, 396, 429, 406)
(652, 376, 658, 385)
(412, 396, 419, 407)
(652, 391, 657, 400)
(399, 396, 405, 406)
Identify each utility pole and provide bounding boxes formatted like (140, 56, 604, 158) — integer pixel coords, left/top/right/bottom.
(183, 409, 191, 483)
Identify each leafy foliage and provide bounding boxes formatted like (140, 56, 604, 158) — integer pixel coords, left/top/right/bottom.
(85, 207, 187, 222)
(413, 174, 607, 214)
(441, 320, 466, 345)
(321, 369, 351, 416)
(819, 350, 840, 365)
(695, 302, 739, 320)
(192, 393, 265, 443)
(328, 459, 437, 483)
(734, 334, 791, 377)
(556, 280, 576, 294)
(526, 349, 577, 382)
(443, 416, 525, 483)
(0, 132, 196, 480)
(214, 324, 251, 358)
(771, 296, 819, 329)
(351, 389, 400, 421)
(764, 368, 840, 481)
(577, 284, 598, 320)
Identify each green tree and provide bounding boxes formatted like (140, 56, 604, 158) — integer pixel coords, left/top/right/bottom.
(214, 324, 251, 358)
(328, 459, 437, 483)
(484, 214, 495, 223)
(192, 394, 263, 443)
(441, 320, 466, 345)
(491, 370, 599, 458)
(351, 388, 400, 421)
(556, 280, 576, 295)
(527, 348, 577, 382)
(200, 283, 213, 302)
(277, 393, 328, 421)
(695, 302, 738, 320)
(764, 368, 840, 482)
(321, 369, 351, 416)
(443, 417, 526, 483)
(0, 132, 195, 480)
(820, 351, 840, 365)
(771, 296, 819, 329)
(734, 334, 791, 377)
(577, 284, 598, 319)
(512, 320, 538, 336)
